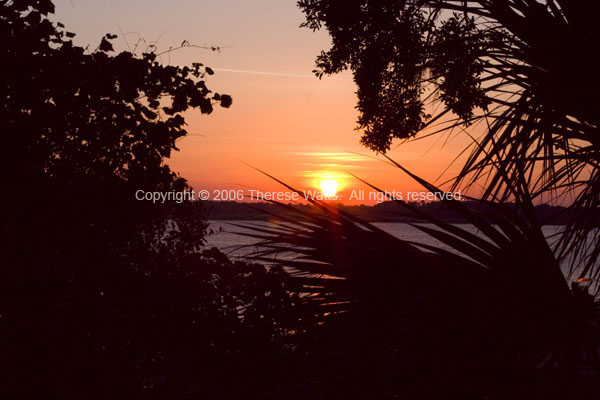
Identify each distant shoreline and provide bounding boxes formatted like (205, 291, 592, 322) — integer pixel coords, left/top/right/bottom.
(203, 200, 575, 225)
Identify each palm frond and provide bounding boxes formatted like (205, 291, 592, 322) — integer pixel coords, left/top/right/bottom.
(236, 163, 599, 396)
(299, 0, 600, 280)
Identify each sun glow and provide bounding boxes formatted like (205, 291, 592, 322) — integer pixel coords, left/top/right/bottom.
(319, 179, 339, 197)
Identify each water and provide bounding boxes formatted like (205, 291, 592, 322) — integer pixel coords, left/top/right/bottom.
(204, 220, 600, 288)
(205, 220, 563, 258)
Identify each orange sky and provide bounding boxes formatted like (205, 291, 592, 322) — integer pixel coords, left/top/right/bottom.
(54, 0, 476, 204)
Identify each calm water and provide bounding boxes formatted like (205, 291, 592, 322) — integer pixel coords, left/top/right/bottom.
(204, 220, 596, 286)
(204, 220, 596, 284)
(205, 220, 564, 258)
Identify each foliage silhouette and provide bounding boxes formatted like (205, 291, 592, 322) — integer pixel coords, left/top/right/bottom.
(4, 0, 599, 398)
(1, 1, 312, 398)
(298, 0, 600, 284)
(238, 162, 600, 399)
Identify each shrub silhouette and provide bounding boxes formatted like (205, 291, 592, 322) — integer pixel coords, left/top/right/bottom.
(1, 2, 311, 398)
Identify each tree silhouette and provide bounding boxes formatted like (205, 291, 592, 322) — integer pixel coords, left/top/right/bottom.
(298, 0, 600, 280)
(1, 2, 312, 398)
(1, 0, 231, 191)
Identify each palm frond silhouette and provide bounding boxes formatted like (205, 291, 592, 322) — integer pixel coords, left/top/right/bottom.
(239, 161, 599, 398)
(298, 0, 600, 291)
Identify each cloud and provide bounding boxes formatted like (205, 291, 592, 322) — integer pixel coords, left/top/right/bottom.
(299, 171, 349, 179)
(299, 162, 368, 170)
(213, 68, 313, 78)
(289, 152, 374, 163)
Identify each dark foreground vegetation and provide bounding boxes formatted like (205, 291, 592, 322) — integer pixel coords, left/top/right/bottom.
(239, 169, 600, 400)
(2, 1, 599, 399)
(1, 1, 311, 398)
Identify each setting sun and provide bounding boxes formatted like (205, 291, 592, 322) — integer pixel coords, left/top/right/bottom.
(319, 179, 339, 197)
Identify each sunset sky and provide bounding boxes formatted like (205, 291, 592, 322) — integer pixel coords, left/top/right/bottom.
(54, 0, 475, 204)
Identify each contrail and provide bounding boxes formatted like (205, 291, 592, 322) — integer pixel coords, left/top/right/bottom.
(212, 68, 313, 78)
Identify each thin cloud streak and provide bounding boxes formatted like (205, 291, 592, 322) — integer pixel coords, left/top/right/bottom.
(220, 135, 301, 143)
(299, 170, 349, 179)
(213, 68, 313, 78)
(299, 162, 368, 169)
(290, 151, 374, 162)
